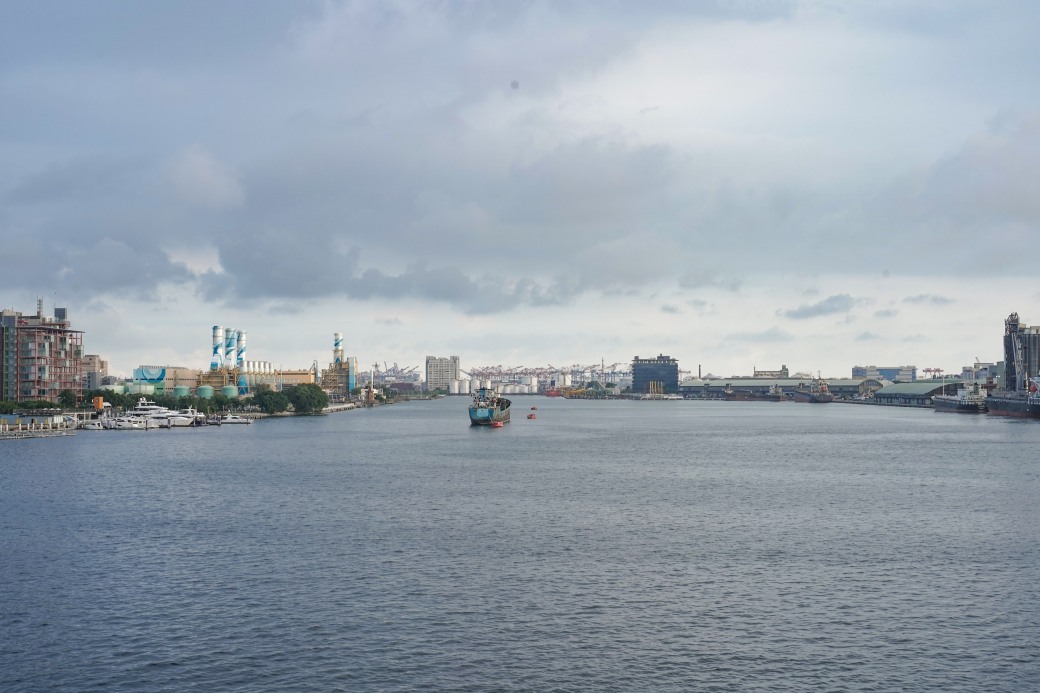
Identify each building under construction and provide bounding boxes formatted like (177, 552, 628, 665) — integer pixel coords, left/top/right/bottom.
(320, 332, 358, 400)
(0, 301, 83, 402)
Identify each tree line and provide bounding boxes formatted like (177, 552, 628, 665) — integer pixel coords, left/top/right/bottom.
(0, 383, 329, 416)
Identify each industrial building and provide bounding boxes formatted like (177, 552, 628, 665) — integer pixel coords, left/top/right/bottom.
(869, 381, 949, 407)
(680, 377, 888, 400)
(320, 332, 358, 400)
(851, 365, 917, 382)
(114, 325, 316, 399)
(1001, 312, 1040, 392)
(426, 355, 460, 393)
(632, 354, 679, 396)
(0, 301, 83, 402)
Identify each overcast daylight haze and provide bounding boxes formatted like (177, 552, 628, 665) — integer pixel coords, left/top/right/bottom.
(3, 0, 1039, 378)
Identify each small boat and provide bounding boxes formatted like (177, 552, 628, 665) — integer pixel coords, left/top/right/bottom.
(491, 421, 505, 428)
(220, 413, 252, 424)
(527, 413, 536, 419)
(79, 420, 105, 431)
(530, 406, 538, 410)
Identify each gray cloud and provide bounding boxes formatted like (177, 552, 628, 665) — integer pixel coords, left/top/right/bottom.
(780, 294, 863, 320)
(8, 155, 147, 204)
(3, 0, 1040, 378)
(678, 269, 741, 291)
(855, 332, 881, 341)
(660, 304, 681, 314)
(903, 294, 954, 305)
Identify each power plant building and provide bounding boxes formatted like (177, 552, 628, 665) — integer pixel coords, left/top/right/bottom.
(632, 354, 679, 395)
(0, 302, 83, 402)
(426, 355, 460, 393)
(320, 333, 358, 400)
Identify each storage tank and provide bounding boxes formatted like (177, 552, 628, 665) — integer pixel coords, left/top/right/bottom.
(103, 383, 126, 394)
(197, 385, 215, 399)
(460, 379, 471, 395)
(172, 385, 191, 398)
(221, 385, 238, 399)
(449, 380, 460, 395)
(128, 383, 154, 395)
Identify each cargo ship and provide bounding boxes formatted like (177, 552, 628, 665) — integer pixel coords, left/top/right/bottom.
(986, 386, 1040, 418)
(791, 378, 833, 403)
(723, 384, 784, 402)
(988, 313, 1040, 419)
(469, 387, 511, 426)
(932, 382, 987, 414)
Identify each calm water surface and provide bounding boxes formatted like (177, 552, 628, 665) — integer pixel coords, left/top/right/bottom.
(2, 399, 1039, 691)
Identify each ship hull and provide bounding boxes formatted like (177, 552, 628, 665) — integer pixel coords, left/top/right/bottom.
(985, 395, 1040, 418)
(791, 391, 834, 404)
(933, 396, 986, 413)
(469, 400, 512, 426)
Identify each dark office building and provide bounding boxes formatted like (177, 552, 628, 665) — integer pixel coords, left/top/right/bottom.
(632, 354, 679, 395)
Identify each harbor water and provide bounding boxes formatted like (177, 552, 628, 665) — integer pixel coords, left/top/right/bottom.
(2, 399, 1039, 691)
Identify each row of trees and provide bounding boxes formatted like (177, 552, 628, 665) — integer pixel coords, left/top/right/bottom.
(0, 399, 61, 414)
(0, 384, 330, 416)
(252, 384, 328, 414)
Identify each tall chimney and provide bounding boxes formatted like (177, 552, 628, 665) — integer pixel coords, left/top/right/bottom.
(211, 326, 224, 370)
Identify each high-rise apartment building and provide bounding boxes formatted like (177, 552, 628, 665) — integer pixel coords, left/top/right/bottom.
(425, 355, 460, 393)
(0, 301, 84, 402)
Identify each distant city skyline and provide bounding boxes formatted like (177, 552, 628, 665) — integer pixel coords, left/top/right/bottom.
(2, 2, 1038, 378)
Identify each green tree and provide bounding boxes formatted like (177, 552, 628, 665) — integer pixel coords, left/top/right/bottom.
(58, 390, 78, 409)
(285, 383, 329, 414)
(253, 385, 290, 414)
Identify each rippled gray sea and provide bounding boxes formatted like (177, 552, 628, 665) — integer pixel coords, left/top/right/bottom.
(2, 399, 1039, 691)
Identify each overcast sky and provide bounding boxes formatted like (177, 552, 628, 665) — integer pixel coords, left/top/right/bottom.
(3, 0, 1039, 379)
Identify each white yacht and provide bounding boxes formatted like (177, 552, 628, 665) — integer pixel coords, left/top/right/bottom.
(103, 415, 147, 430)
(126, 397, 177, 420)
